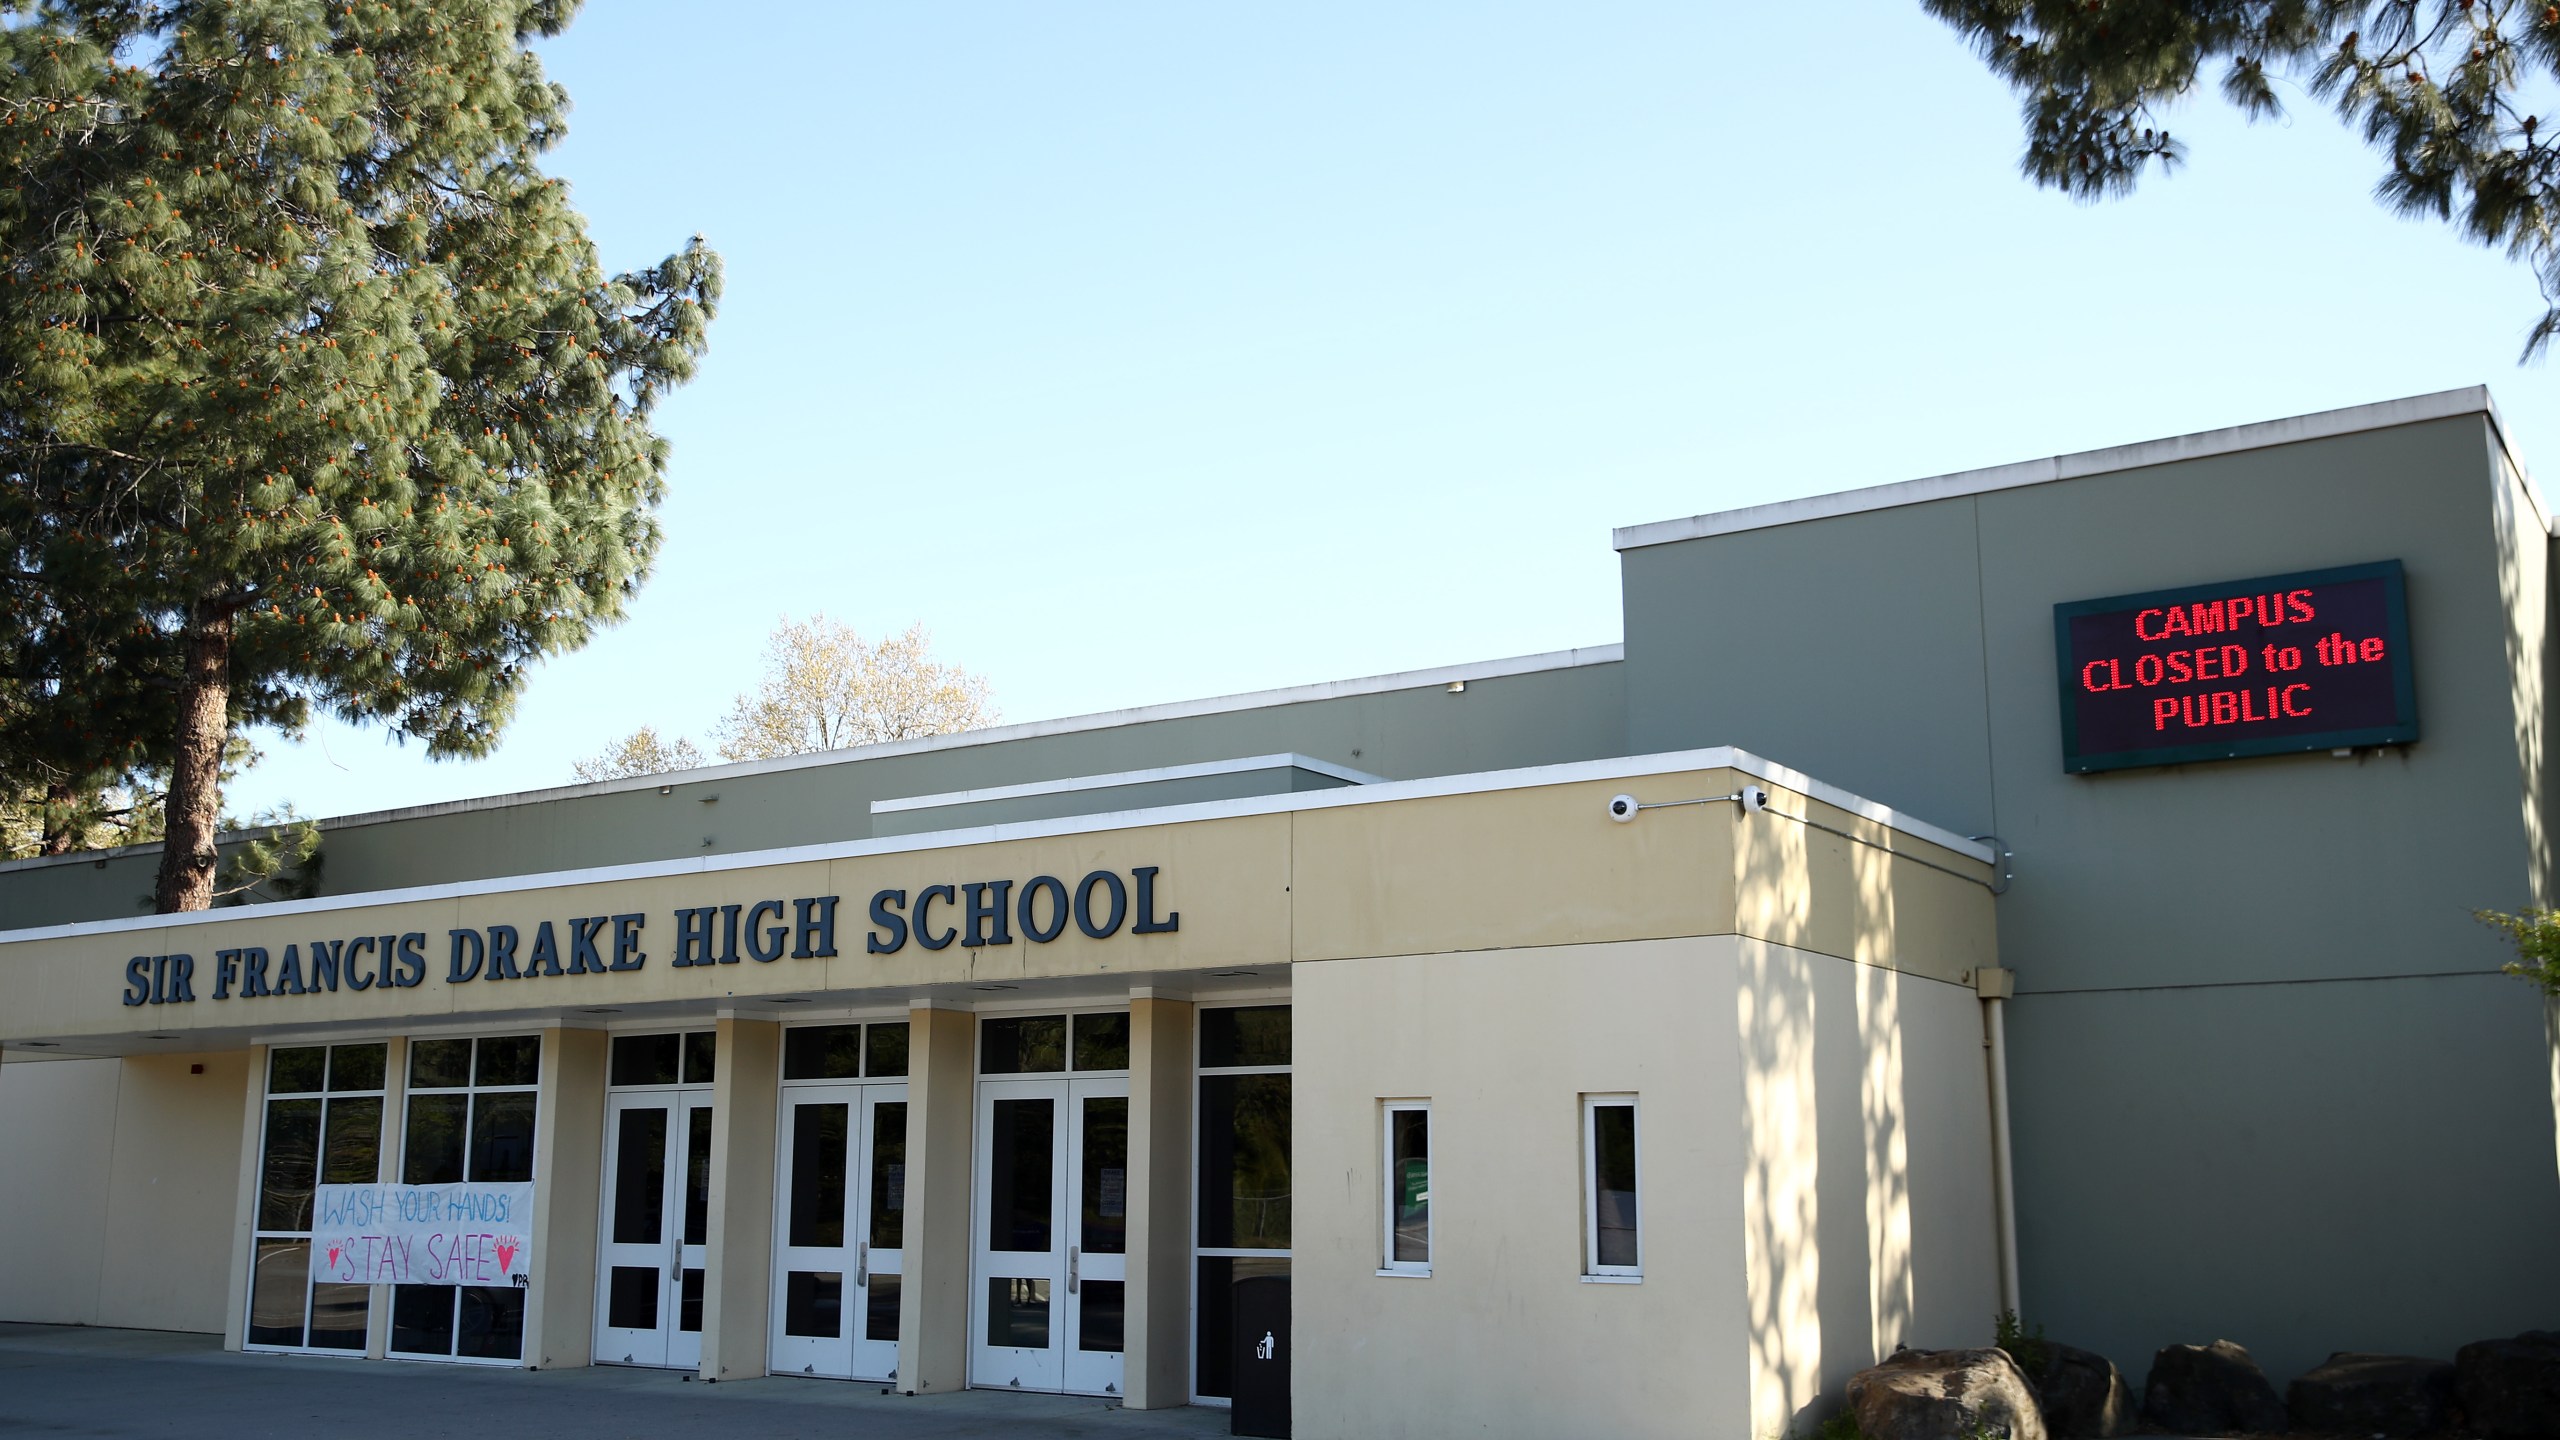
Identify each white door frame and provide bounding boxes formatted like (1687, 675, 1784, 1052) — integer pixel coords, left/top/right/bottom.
(968, 1074, 1130, 1396)
(769, 1081, 908, 1381)
(592, 1088, 712, 1368)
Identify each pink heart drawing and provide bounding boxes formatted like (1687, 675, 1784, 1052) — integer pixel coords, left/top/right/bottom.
(495, 1240, 518, 1271)
(327, 1245, 342, 1269)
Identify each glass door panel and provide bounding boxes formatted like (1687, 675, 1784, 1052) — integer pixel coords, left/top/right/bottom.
(1064, 1087, 1129, 1398)
(593, 1090, 712, 1369)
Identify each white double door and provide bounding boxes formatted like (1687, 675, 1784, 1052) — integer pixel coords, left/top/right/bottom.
(770, 1083, 908, 1381)
(970, 1076, 1129, 1396)
(594, 1090, 713, 1369)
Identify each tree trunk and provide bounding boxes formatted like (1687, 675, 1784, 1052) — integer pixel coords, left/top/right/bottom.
(37, 782, 77, 857)
(153, 608, 234, 913)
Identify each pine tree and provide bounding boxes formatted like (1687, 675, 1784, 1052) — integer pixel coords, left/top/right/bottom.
(1, 0, 719, 909)
(1927, 2, 2560, 355)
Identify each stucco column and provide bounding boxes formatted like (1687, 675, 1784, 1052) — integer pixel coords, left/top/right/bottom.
(895, 1003, 975, 1394)
(222, 1042, 269, 1353)
(526, 1026, 608, 1369)
(365, 1037, 409, 1359)
(699, 1015, 781, 1380)
(1123, 992, 1195, 1409)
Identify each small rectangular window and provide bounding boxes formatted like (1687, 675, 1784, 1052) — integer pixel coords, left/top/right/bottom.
(1584, 1097, 1640, 1278)
(1381, 1102, 1430, 1275)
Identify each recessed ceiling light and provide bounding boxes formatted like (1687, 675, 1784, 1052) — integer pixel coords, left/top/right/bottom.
(578, 1008, 622, 1015)
(21, 1041, 59, 1048)
(139, 1033, 181, 1041)
(768, 997, 812, 1004)
(1209, 970, 1259, 978)
(971, 983, 1019, 992)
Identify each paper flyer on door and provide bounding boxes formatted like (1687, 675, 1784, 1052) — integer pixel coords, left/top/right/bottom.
(307, 1182, 535, 1285)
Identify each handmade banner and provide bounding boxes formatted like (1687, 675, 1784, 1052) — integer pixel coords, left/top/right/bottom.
(308, 1181, 535, 1286)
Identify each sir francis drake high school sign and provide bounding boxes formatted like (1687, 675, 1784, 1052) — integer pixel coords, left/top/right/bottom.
(116, 865, 1181, 1009)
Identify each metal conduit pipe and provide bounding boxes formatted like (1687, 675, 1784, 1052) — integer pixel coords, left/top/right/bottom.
(1976, 967, 2022, 1316)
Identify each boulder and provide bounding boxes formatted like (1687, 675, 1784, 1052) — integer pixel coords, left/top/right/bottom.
(2455, 1330, 2560, 1440)
(2284, 1352, 2453, 1437)
(1847, 1347, 2048, 1440)
(2030, 1343, 2133, 1438)
(2140, 1339, 2287, 1436)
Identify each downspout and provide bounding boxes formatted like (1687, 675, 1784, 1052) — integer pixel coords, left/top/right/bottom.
(1975, 965, 2022, 1316)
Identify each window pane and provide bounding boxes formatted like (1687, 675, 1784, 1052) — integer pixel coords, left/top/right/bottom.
(1391, 1109, 1429, 1264)
(456, 1284, 524, 1360)
(682, 1030, 718, 1086)
(1193, 1256, 1288, 1400)
(610, 1033, 681, 1088)
(403, 1093, 468, 1184)
(308, 1282, 369, 1351)
(684, 1106, 714, 1247)
(258, 1098, 322, 1232)
(864, 1022, 909, 1079)
(1198, 1074, 1291, 1250)
(864, 1274, 901, 1342)
(782, 1025, 861, 1081)
(391, 1284, 455, 1355)
(1080, 1097, 1128, 1256)
(322, 1097, 382, 1186)
(868, 1103, 907, 1250)
(327, 1043, 386, 1093)
(409, 1039, 471, 1090)
(269, 1046, 325, 1096)
(979, 1016, 1065, 1074)
(475, 1034, 541, 1087)
(1200, 1006, 1291, 1069)
(680, 1268, 705, 1334)
(788, 1104, 848, 1249)
(1594, 1104, 1639, 1269)
(611, 1107, 669, 1245)
(986, 1098, 1054, 1252)
(1072, 1013, 1129, 1071)
(247, 1240, 308, 1347)
(469, 1092, 538, 1183)
(1078, 1280, 1125, 1353)
(985, 1278, 1050, 1348)
(608, 1266, 659, 1331)
(784, 1271, 843, 1338)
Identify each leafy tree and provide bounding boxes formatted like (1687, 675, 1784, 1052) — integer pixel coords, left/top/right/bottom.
(1926, 0, 2560, 353)
(571, 724, 703, 783)
(712, 617, 997, 762)
(1, 0, 720, 911)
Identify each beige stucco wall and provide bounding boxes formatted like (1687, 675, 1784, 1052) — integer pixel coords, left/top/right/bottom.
(1293, 936, 1995, 1440)
(0, 1049, 248, 1332)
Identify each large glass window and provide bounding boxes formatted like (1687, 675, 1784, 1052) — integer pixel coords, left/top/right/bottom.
(1584, 1096, 1641, 1278)
(392, 1034, 541, 1363)
(1194, 1004, 1290, 1402)
(247, 1043, 387, 1354)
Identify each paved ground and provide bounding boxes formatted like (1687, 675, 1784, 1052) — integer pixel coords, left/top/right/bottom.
(0, 1323, 1235, 1439)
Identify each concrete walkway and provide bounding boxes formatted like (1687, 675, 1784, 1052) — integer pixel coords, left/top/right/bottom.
(0, 1323, 1235, 1439)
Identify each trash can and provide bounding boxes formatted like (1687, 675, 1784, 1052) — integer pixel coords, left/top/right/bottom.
(1230, 1273, 1290, 1438)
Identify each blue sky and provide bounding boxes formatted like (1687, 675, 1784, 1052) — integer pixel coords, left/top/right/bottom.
(230, 2, 2558, 818)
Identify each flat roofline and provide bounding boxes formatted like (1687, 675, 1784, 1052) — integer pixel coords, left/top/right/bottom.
(0, 746, 1993, 946)
(0, 643, 1622, 877)
(871, 753, 1384, 815)
(1612, 386, 2547, 550)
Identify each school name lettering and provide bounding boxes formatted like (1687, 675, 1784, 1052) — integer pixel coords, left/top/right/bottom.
(2055, 561, 2418, 775)
(119, 865, 1178, 1007)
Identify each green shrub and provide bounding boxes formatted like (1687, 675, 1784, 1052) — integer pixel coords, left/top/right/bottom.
(1994, 1307, 2049, 1378)
(2476, 908, 2560, 998)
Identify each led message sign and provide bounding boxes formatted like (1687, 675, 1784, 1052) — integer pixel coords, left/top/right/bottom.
(2054, 560, 2416, 774)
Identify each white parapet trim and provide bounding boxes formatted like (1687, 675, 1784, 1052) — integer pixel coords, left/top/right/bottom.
(870, 754, 1385, 815)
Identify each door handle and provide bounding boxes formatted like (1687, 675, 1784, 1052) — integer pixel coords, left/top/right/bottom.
(857, 1241, 869, 1290)
(1068, 1246, 1079, 1296)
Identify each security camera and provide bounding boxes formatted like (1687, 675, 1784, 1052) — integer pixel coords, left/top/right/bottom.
(1737, 785, 1770, 814)
(1607, 794, 1640, 823)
